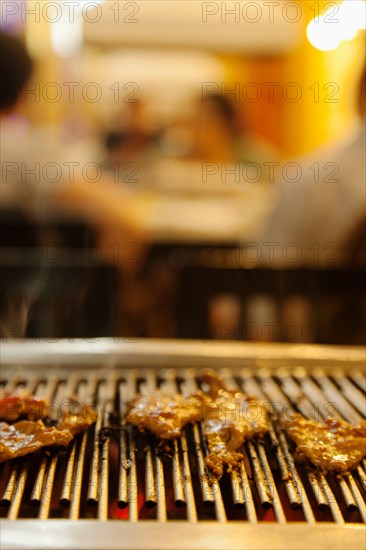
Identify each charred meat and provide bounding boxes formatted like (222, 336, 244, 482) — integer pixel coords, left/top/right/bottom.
(0, 420, 73, 462)
(0, 405, 97, 463)
(0, 389, 48, 421)
(126, 392, 205, 439)
(125, 372, 269, 480)
(283, 415, 366, 474)
(200, 373, 269, 479)
(58, 405, 97, 436)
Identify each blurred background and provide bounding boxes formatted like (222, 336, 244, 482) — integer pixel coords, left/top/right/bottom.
(1, 0, 365, 344)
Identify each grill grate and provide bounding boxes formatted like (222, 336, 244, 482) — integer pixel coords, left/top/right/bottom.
(0, 365, 365, 526)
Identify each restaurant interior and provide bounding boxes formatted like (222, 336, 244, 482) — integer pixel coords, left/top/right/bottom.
(1, 0, 365, 345)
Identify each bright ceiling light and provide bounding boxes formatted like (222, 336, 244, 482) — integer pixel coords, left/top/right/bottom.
(306, 15, 341, 51)
(340, 0, 366, 40)
(51, 0, 107, 57)
(307, 0, 366, 51)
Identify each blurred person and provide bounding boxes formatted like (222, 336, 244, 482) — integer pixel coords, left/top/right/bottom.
(0, 31, 103, 217)
(190, 93, 279, 167)
(0, 32, 147, 340)
(1, 31, 33, 210)
(0, 31, 145, 252)
(103, 101, 163, 185)
(257, 61, 366, 267)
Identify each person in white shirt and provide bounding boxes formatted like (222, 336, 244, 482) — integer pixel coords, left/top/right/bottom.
(257, 63, 365, 267)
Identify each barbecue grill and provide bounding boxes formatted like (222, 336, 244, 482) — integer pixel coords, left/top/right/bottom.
(1, 340, 365, 550)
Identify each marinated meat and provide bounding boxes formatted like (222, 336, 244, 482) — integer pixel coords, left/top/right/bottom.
(0, 389, 48, 421)
(126, 372, 269, 480)
(0, 405, 97, 463)
(59, 405, 97, 435)
(0, 420, 73, 462)
(200, 373, 269, 479)
(283, 415, 366, 474)
(126, 392, 206, 439)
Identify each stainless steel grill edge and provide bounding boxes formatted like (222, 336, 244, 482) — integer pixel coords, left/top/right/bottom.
(1, 340, 365, 550)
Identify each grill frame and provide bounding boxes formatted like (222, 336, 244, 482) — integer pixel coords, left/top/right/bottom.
(1, 521, 365, 550)
(1, 340, 365, 550)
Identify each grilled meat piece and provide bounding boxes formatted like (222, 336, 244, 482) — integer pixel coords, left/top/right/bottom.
(0, 420, 73, 462)
(126, 392, 206, 439)
(126, 372, 269, 480)
(283, 415, 366, 474)
(59, 405, 97, 435)
(0, 405, 97, 463)
(0, 389, 48, 421)
(200, 373, 269, 479)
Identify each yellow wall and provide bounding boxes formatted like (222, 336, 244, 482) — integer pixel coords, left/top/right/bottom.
(221, 1, 365, 158)
(281, 1, 364, 156)
(22, 0, 364, 157)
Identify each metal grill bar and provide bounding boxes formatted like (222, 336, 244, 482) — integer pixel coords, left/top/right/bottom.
(265, 371, 349, 521)
(119, 374, 139, 522)
(292, 369, 366, 519)
(258, 368, 366, 524)
(241, 375, 315, 523)
(0, 362, 365, 527)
